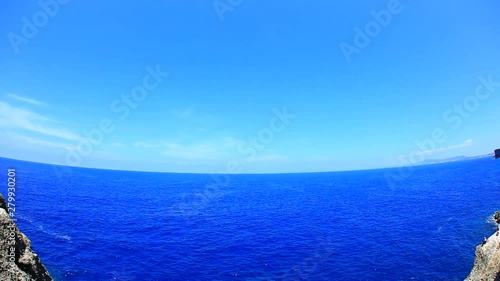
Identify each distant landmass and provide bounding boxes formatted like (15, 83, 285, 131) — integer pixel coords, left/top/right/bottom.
(418, 154, 492, 165)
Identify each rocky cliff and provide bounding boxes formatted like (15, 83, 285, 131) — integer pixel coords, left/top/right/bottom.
(465, 211, 500, 281)
(0, 193, 52, 281)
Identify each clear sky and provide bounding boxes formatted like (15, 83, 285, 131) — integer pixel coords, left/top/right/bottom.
(1, 0, 499, 173)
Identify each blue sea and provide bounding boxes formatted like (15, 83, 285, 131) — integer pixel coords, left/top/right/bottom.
(1, 157, 499, 280)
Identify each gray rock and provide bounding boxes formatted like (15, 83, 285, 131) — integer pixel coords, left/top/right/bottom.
(0, 193, 53, 281)
(495, 211, 500, 225)
(465, 211, 500, 281)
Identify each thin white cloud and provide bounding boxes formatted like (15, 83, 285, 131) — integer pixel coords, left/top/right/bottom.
(2, 131, 75, 150)
(446, 139, 473, 150)
(415, 139, 473, 156)
(7, 93, 48, 106)
(170, 107, 193, 119)
(0, 101, 82, 141)
(135, 137, 246, 160)
(112, 142, 126, 148)
(135, 141, 214, 159)
(134, 141, 165, 149)
(247, 154, 286, 162)
(162, 142, 221, 160)
(222, 137, 244, 148)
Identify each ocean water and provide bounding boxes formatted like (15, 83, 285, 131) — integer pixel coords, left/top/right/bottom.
(1, 157, 499, 280)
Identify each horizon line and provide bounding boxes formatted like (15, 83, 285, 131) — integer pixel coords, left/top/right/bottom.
(0, 154, 493, 176)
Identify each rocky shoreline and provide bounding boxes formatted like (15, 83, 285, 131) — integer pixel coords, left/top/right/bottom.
(465, 211, 500, 281)
(0, 193, 52, 281)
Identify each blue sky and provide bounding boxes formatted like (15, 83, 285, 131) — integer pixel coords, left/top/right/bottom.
(0, 0, 499, 173)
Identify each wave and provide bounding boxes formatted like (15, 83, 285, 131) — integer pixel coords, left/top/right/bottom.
(38, 225, 72, 241)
